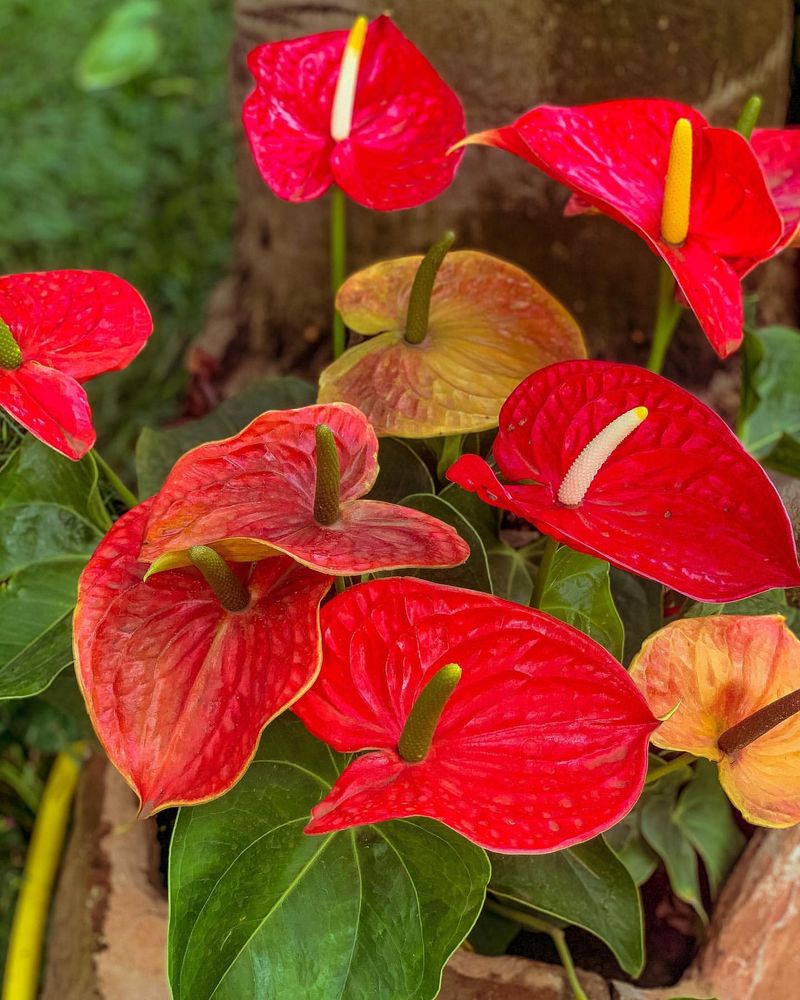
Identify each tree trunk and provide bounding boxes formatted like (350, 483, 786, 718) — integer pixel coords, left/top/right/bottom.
(218, 0, 794, 388)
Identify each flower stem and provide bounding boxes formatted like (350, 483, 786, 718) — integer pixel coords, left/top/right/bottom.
(646, 262, 682, 374)
(531, 535, 559, 608)
(485, 899, 589, 1000)
(644, 751, 695, 785)
(2, 743, 86, 1000)
(92, 448, 138, 509)
(330, 186, 348, 359)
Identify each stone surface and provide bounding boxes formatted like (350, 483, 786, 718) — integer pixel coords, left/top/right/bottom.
(441, 949, 610, 1000)
(227, 0, 794, 380)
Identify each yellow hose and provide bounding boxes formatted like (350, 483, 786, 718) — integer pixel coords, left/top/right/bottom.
(2, 743, 86, 1000)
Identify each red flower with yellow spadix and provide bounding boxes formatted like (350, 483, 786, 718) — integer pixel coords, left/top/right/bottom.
(140, 403, 469, 577)
(242, 15, 465, 209)
(630, 615, 800, 828)
(293, 577, 657, 852)
(74, 501, 332, 814)
(0, 270, 152, 459)
(317, 232, 586, 437)
(459, 100, 783, 357)
(447, 360, 800, 602)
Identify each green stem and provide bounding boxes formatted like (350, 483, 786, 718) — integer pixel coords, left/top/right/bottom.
(334, 576, 346, 595)
(330, 186, 347, 359)
(734, 94, 763, 140)
(92, 449, 138, 509)
(531, 535, 558, 608)
(485, 900, 588, 1000)
(644, 751, 695, 785)
(405, 231, 455, 345)
(0, 762, 42, 814)
(646, 262, 682, 374)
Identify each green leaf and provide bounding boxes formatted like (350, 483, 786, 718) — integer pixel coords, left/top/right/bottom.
(761, 432, 800, 477)
(673, 761, 745, 897)
(488, 837, 644, 976)
(75, 0, 162, 92)
(168, 715, 489, 1000)
(611, 568, 663, 664)
(538, 546, 625, 660)
(641, 794, 707, 924)
(440, 484, 533, 603)
(0, 439, 103, 698)
(687, 589, 800, 636)
(467, 908, 520, 956)
(395, 494, 492, 593)
(604, 811, 660, 887)
(739, 326, 800, 460)
(135, 377, 316, 497)
(368, 438, 434, 503)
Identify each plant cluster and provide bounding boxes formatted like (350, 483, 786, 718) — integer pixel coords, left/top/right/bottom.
(3, 14, 800, 1000)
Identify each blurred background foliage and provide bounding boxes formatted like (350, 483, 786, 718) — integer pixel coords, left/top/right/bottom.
(0, 0, 235, 467)
(0, 0, 234, 960)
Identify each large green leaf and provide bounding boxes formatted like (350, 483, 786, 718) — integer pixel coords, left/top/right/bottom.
(395, 493, 492, 593)
(168, 715, 489, 1000)
(367, 438, 435, 502)
(539, 547, 625, 660)
(488, 837, 644, 975)
(0, 439, 104, 698)
(135, 376, 316, 497)
(761, 433, 800, 477)
(739, 326, 800, 463)
(75, 0, 162, 92)
(673, 761, 745, 897)
(605, 810, 660, 888)
(641, 791, 707, 924)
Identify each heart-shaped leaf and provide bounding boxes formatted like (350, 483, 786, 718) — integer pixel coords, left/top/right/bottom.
(0, 439, 104, 698)
(489, 836, 644, 975)
(320, 251, 585, 437)
(168, 714, 489, 1000)
(367, 437, 434, 502)
(739, 326, 800, 463)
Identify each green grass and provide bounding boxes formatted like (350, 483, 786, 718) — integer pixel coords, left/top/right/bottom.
(0, 0, 236, 467)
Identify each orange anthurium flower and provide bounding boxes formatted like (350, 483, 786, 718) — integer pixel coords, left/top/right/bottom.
(318, 238, 585, 438)
(630, 615, 800, 828)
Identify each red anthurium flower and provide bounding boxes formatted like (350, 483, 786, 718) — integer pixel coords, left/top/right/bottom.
(750, 128, 800, 252)
(0, 270, 152, 459)
(447, 360, 800, 602)
(74, 501, 331, 814)
(294, 578, 657, 852)
(242, 14, 465, 209)
(462, 99, 783, 357)
(140, 403, 469, 576)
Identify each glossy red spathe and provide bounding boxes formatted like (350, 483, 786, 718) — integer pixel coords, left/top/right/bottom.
(0, 270, 152, 459)
(463, 100, 783, 357)
(294, 577, 657, 853)
(447, 360, 800, 602)
(242, 15, 465, 210)
(74, 502, 331, 814)
(140, 402, 470, 576)
(751, 128, 800, 252)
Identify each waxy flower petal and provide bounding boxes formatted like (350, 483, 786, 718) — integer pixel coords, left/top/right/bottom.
(294, 578, 657, 853)
(243, 15, 465, 210)
(447, 360, 800, 602)
(464, 100, 783, 357)
(751, 128, 800, 250)
(630, 615, 800, 827)
(318, 251, 586, 437)
(140, 403, 469, 575)
(0, 271, 153, 459)
(74, 502, 331, 813)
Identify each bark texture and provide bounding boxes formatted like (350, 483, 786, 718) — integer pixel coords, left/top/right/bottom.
(224, 0, 795, 383)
